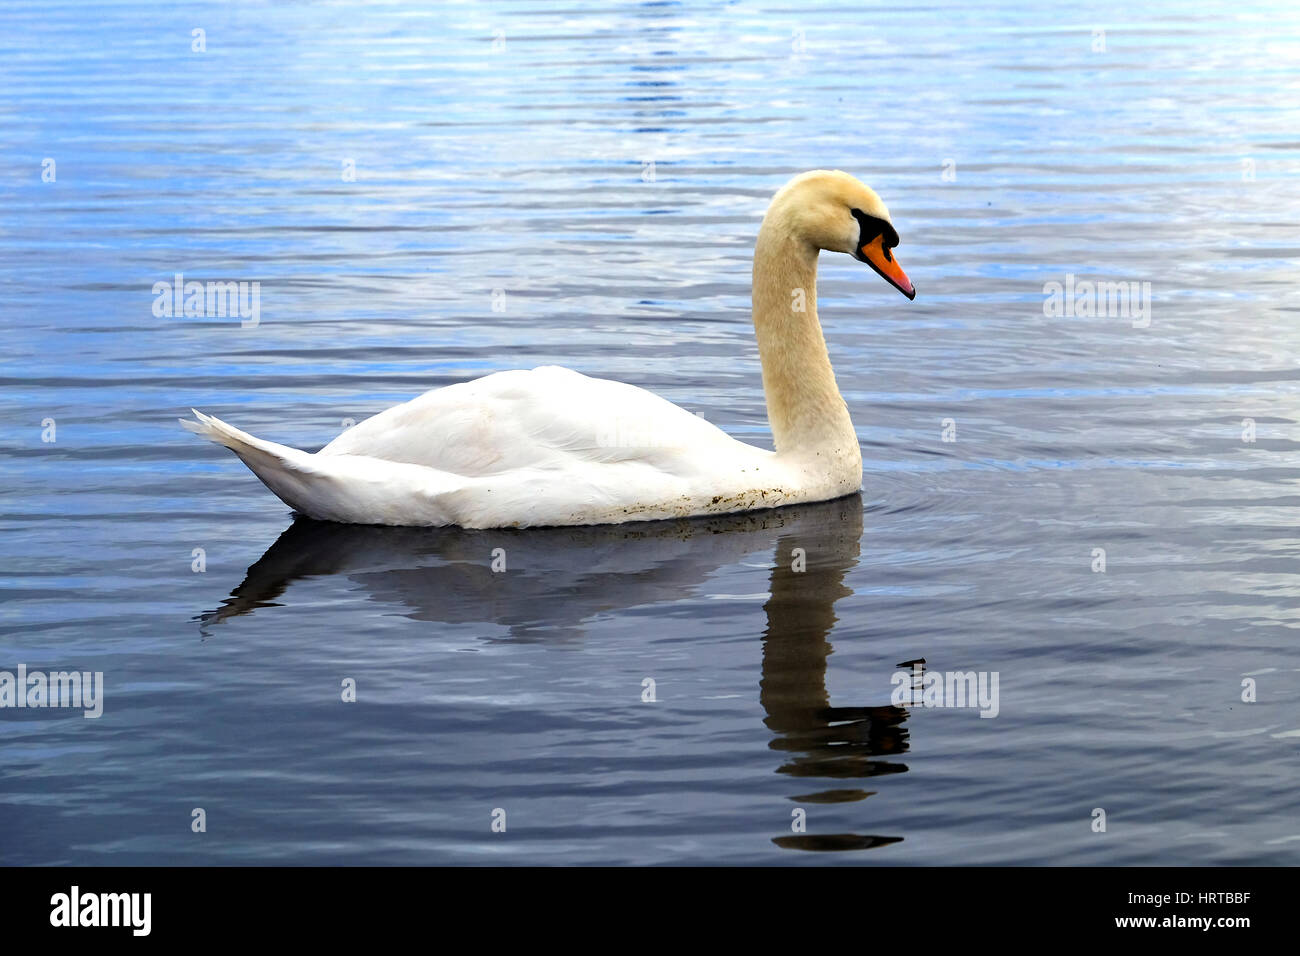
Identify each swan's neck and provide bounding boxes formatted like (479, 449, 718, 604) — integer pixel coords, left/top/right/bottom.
(751, 224, 859, 463)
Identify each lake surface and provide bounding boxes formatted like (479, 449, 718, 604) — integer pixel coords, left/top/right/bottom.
(2, 0, 1298, 865)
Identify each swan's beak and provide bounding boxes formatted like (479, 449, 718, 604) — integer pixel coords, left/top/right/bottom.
(858, 235, 916, 300)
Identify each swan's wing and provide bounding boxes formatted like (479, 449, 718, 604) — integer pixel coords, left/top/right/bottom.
(318, 366, 766, 477)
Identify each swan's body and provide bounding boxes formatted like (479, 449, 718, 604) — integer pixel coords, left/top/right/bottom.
(183, 170, 915, 528)
(185, 367, 822, 527)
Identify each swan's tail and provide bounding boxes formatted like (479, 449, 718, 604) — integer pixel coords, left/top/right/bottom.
(181, 409, 459, 525)
(180, 409, 324, 515)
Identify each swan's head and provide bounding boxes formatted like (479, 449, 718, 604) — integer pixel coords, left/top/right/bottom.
(768, 169, 916, 300)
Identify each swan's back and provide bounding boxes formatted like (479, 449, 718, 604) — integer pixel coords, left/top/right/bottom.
(320, 366, 762, 479)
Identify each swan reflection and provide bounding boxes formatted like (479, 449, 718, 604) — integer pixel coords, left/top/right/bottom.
(760, 502, 908, 851)
(200, 494, 909, 851)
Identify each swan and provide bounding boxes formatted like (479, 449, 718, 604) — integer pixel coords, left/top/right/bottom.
(182, 169, 915, 528)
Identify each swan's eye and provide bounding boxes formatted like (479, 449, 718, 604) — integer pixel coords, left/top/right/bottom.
(850, 208, 900, 258)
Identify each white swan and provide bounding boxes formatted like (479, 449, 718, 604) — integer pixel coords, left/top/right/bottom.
(182, 170, 915, 528)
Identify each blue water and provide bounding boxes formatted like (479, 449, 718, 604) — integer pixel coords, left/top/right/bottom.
(2, 0, 1299, 864)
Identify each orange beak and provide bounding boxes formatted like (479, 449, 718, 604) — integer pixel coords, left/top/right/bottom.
(859, 235, 915, 300)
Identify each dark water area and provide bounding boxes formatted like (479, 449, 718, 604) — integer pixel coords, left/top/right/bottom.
(1, 0, 1298, 864)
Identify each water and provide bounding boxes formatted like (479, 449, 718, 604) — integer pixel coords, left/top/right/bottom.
(2, 0, 1298, 865)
